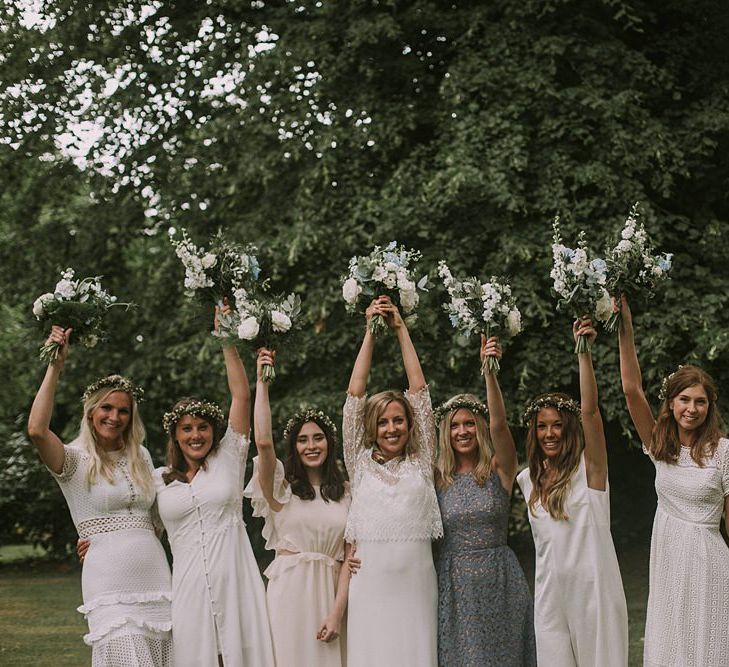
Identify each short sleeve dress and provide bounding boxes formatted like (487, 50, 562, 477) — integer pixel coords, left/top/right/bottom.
(244, 457, 351, 667)
(154, 424, 275, 667)
(642, 439, 729, 666)
(436, 471, 536, 667)
(50, 441, 172, 667)
(343, 387, 443, 667)
(516, 454, 628, 667)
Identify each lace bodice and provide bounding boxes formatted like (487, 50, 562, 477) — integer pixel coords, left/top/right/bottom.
(50, 440, 157, 537)
(343, 386, 443, 542)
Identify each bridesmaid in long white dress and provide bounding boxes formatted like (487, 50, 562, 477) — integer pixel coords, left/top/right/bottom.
(28, 326, 172, 666)
(617, 297, 729, 666)
(516, 317, 628, 667)
(344, 296, 442, 667)
(154, 309, 274, 667)
(244, 348, 352, 666)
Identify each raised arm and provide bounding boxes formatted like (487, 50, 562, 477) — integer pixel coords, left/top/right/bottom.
(252, 348, 283, 512)
(27, 326, 71, 475)
(380, 297, 426, 393)
(481, 335, 517, 490)
(217, 305, 251, 435)
(616, 297, 656, 446)
(347, 299, 382, 397)
(574, 317, 607, 490)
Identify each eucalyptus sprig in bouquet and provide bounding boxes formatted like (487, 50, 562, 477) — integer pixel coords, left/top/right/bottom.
(604, 203, 673, 332)
(234, 291, 302, 383)
(32, 268, 128, 364)
(170, 229, 262, 337)
(438, 262, 522, 375)
(341, 241, 429, 336)
(550, 219, 612, 354)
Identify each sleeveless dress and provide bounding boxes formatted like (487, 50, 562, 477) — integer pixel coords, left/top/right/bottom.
(642, 439, 729, 666)
(244, 457, 351, 667)
(516, 454, 628, 667)
(343, 387, 443, 667)
(154, 424, 275, 667)
(436, 472, 536, 667)
(49, 442, 172, 667)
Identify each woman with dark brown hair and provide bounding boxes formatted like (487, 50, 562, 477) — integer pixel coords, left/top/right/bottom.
(244, 348, 352, 667)
(516, 317, 628, 667)
(617, 297, 729, 666)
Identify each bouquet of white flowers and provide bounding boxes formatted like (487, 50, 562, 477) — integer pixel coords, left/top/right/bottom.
(33, 268, 127, 363)
(604, 203, 673, 332)
(438, 262, 521, 375)
(341, 241, 428, 336)
(233, 291, 302, 383)
(550, 219, 612, 354)
(171, 229, 261, 337)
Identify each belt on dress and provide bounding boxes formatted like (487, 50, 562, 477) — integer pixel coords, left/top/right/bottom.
(655, 505, 720, 529)
(264, 551, 340, 580)
(77, 515, 155, 538)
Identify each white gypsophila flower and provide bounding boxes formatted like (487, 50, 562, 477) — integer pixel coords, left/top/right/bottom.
(506, 308, 522, 336)
(201, 253, 217, 269)
(616, 239, 633, 253)
(342, 277, 362, 305)
(54, 279, 76, 299)
(32, 293, 54, 318)
(233, 288, 248, 304)
(271, 310, 292, 333)
(372, 265, 387, 283)
(237, 316, 260, 340)
(595, 289, 613, 322)
(400, 288, 418, 312)
(570, 248, 588, 274)
(621, 225, 635, 240)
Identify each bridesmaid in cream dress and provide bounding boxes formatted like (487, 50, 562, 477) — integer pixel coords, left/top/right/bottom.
(245, 348, 352, 667)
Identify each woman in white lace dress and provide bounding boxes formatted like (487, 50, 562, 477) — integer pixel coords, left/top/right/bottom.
(618, 297, 729, 666)
(28, 326, 172, 666)
(153, 316, 274, 667)
(344, 296, 442, 667)
(244, 348, 352, 667)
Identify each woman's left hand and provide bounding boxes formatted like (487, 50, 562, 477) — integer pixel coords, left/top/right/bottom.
(77, 538, 90, 563)
(573, 315, 597, 345)
(480, 335, 502, 363)
(378, 296, 405, 330)
(214, 300, 232, 333)
(316, 614, 341, 642)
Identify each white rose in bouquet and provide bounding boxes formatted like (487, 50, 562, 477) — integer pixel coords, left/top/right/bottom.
(54, 279, 75, 299)
(237, 316, 260, 340)
(400, 287, 419, 312)
(506, 308, 522, 337)
(201, 253, 217, 269)
(594, 288, 613, 322)
(271, 309, 292, 333)
(342, 277, 362, 305)
(33, 293, 54, 319)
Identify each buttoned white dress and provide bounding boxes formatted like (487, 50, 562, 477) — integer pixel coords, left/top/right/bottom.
(343, 387, 443, 667)
(50, 442, 172, 667)
(517, 454, 628, 667)
(154, 424, 274, 667)
(244, 457, 351, 666)
(642, 439, 729, 667)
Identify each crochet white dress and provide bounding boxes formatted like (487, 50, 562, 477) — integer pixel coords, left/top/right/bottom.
(50, 442, 172, 667)
(343, 387, 443, 667)
(642, 439, 729, 667)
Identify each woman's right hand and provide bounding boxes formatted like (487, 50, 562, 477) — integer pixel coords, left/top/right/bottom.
(47, 326, 72, 366)
(480, 335, 502, 365)
(347, 543, 362, 576)
(365, 297, 387, 324)
(256, 347, 276, 381)
(77, 538, 90, 563)
(614, 294, 633, 329)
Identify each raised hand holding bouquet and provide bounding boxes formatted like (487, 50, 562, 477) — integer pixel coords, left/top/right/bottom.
(438, 261, 522, 375)
(33, 268, 127, 364)
(550, 219, 612, 354)
(234, 291, 301, 383)
(341, 241, 428, 337)
(604, 203, 672, 332)
(170, 228, 261, 338)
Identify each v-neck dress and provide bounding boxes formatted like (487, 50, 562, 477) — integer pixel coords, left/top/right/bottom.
(154, 424, 274, 667)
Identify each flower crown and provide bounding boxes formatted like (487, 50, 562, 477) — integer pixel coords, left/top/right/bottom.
(282, 408, 337, 443)
(658, 365, 684, 401)
(522, 395, 581, 425)
(163, 400, 225, 432)
(434, 398, 489, 425)
(82, 375, 144, 404)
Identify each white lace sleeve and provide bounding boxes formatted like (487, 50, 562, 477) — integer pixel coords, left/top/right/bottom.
(343, 393, 367, 478)
(47, 444, 84, 483)
(219, 423, 251, 495)
(404, 386, 436, 478)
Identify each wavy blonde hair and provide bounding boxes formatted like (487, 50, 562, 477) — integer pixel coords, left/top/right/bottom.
(78, 388, 152, 499)
(525, 393, 583, 521)
(435, 394, 492, 490)
(364, 390, 417, 457)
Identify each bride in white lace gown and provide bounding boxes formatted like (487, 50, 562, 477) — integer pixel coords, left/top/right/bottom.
(343, 296, 442, 667)
(618, 298, 729, 666)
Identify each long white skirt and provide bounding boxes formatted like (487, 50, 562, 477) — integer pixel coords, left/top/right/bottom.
(347, 540, 437, 667)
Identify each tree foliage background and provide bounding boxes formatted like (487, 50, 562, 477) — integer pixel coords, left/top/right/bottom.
(1, 0, 728, 555)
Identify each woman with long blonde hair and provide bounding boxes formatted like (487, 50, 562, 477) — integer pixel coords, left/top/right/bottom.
(434, 336, 535, 666)
(516, 317, 627, 667)
(617, 297, 729, 666)
(28, 326, 172, 666)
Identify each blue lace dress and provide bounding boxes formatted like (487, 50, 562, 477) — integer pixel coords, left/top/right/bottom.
(436, 472, 536, 667)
